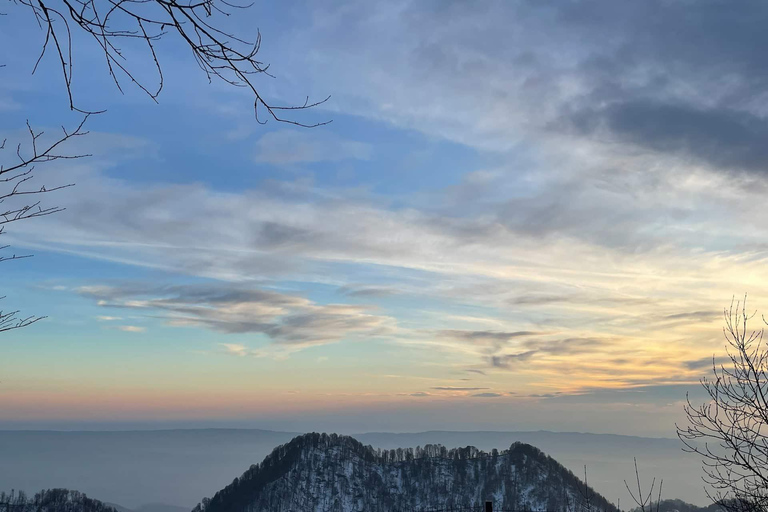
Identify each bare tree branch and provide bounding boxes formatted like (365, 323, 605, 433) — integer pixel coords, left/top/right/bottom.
(11, 0, 331, 126)
(677, 296, 768, 512)
(0, 300, 44, 332)
(624, 458, 663, 512)
(0, 115, 90, 332)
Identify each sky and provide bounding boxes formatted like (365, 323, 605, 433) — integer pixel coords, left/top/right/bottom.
(2, 0, 768, 437)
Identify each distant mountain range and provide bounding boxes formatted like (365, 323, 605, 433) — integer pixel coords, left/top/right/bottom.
(194, 433, 618, 512)
(0, 429, 706, 508)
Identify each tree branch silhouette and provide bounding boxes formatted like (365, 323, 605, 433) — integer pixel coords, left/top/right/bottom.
(11, 0, 330, 126)
(624, 458, 663, 512)
(0, 114, 90, 331)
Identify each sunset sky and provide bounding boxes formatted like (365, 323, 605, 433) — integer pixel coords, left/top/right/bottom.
(2, 0, 768, 437)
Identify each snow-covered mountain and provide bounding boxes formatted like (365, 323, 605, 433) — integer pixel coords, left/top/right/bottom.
(194, 433, 619, 512)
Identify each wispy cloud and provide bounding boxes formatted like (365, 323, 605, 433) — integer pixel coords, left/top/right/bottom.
(435, 330, 545, 355)
(79, 283, 396, 349)
(117, 325, 145, 333)
(664, 311, 719, 322)
(338, 285, 400, 298)
(684, 356, 731, 371)
(431, 386, 489, 391)
(220, 343, 249, 357)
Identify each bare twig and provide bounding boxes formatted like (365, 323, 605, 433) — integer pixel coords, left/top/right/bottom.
(0, 115, 90, 332)
(11, 0, 331, 126)
(624, 458, 662, 512)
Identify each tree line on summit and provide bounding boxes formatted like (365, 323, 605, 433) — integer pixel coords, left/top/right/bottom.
(0, 489, 118, 512)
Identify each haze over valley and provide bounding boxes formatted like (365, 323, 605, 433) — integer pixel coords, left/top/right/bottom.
(0, 429, 703, 509)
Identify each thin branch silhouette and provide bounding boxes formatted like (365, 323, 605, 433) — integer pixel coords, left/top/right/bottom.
(11, 0, 330, 126)
(678, 296, 768, 512)
(624, 458, 662, 512)
(0, 115, 90, 331)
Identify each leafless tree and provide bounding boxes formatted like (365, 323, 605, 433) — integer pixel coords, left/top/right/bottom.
(624, 458, 662, 512)
(8, 0, 330, 126)
(0, 115, 90, 331)
(677, 297, 768, 512)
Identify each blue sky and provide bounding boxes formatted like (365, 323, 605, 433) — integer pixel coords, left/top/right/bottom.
(2, 0, 768, 436)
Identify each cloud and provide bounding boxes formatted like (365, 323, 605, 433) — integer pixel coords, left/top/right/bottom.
(96, 316, 121, 321)
(684, 356, 731, 372)
(491, 351, 536, 368)
(117, 325, 145, 333)
(509, 295, 570, 306)
(437, 330, 541, 343)
(431, 386, 490, 391)
(664, 311, 719, 322)
(436, 330, 544, 354)
(254, 130, 372, 164)
(79, 283, 396, 349)
(437, 330, 610, 369)
(531, 384, 705, 405)
(524, 337, 611, 356)
(220, 343, 249, 357)
(13, 150, 757, 390)
(525, 393, 563, 399)
(472, 392, 503, 398)
(338, 285, 400, 298)
(566, 101, 768, 175)
(293, 0, 768, 172)
(409, 392, 430, 397)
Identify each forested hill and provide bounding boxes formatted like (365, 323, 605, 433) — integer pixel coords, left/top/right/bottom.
(0, 489, 119, 512)
(193, 432, 618, 512)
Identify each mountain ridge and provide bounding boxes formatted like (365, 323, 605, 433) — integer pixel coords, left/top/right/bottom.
(355, 430, 678, 441)
(0, 428, 676, 440)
